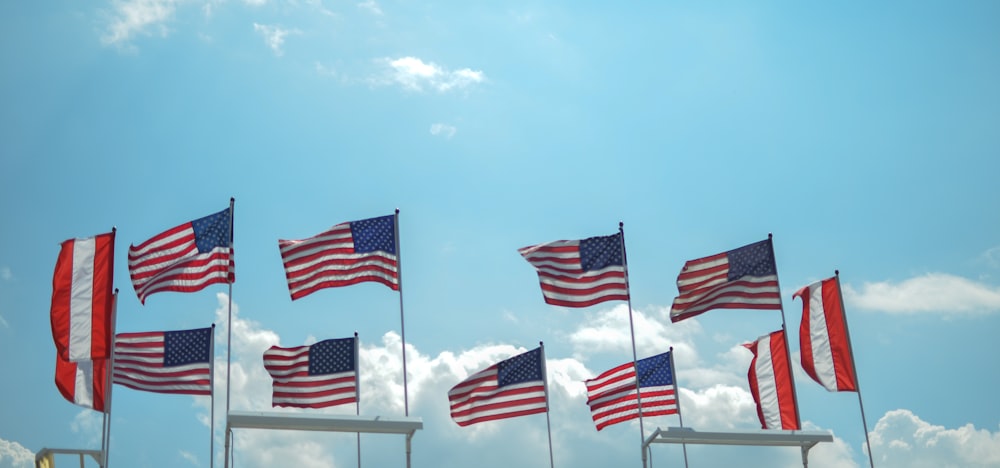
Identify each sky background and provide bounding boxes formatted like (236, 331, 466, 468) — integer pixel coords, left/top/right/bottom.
(2, 1, 1000, 467)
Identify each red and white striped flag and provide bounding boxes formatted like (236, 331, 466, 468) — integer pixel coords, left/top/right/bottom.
(745, 330, 799, 430)
(794, 276, 858, 392)
(50, 231, 115, 362)
(55, 355, 107, 412)
(113, 327, 213, 396)
(518, 232, 628, 308)
(128, 207, 234, 304)
(670, 238, 781, 323)
(448, 347, 547, 427)
(263, 337, 358, 409)
(278, 215, 399, 301)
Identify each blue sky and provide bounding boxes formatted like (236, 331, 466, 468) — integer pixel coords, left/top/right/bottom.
(2, 1, 1000, 467)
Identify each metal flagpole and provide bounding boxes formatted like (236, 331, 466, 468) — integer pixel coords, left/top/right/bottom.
(224, 198, 235, 468)
(668, 347, 689, 468)
(540, 342, 555, 468)
(769, 233, 802, 429)
(618, 223, 649, 468)
(835, 271, 876, 468)
(210, 324, 216, 468)
(394, 208, 410, 418)
(355, 332, 361, 468)
(102, 287, 118, 468)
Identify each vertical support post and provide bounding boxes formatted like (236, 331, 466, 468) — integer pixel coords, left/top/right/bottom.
(355, 332, 361, 468)
(769, 234, 802, 429)
(102, 287, 118, 468)
(224, 197, 235, 468)
(540, 342, 555, 468)
(394, 208, 410, 417)
(668, 348, 689, 468)
(210, 324, 216, 468)
(618, 223, 647, 468)
(835, 271, 876, 468)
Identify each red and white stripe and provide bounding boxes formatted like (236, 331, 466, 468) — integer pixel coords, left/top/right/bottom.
(279, 222, 399, 301)
(585, 361, 677, 431)
(50, 232, 115, 362)
(448, 365, 547, 427)
(263, 344, 357, 409)
(745, 330, 799, 430)
(55, 355, 106, 412)
(113, 332, 212, 396)
(518, 238, 627, 308)
(794, 277, 858, 392)
(128, 220, 233, 304)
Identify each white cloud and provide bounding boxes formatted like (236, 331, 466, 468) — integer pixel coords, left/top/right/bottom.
(567, 304, 701, 364)
(253, 23, 300, 57)
(375, 57, 485, 93)
(430, 123, 457, 139)
(1, 266, 11, 281)
(102, 0, 186, 47)
(0, 438, 34, 468)
(844, 273, 1000, 316)
(357, 0, 382, 15)
(868, 409, 1000, 467)
(179, 450, 200, 466)
(981, 246, 1000, 269)
(70, 410, 104, 446)
(0, 314, 7, 329)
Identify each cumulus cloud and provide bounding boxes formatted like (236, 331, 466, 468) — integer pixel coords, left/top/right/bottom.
(357, 0, 382, 15)
(0, 314, 7, 329)
(843, 274, 1000, 316)
(0, 438, 34, 468)
(868, 409, 1000, 467)
(430, 123, 457, 139)
(375, 57, 485, 93)
(70, 410, 104, 446)
(179, 450, 199, 466)
(102, 0, 186, 47)
(1, 266, 11, 281)
(253, 23, 300, 57)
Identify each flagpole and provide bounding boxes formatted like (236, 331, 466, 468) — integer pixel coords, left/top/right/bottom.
(210, 323, 216, 468)
(394, 208, 410, 417)
(668, 347, 689, 468)
(835, 271, 876, 468)
(539, 342, 555, 468)
(354, 332, 361, 468)
(769, 233, 802, 429)
(618, 222, 649, 468)
(102, 287, 118, 468)
(224, 197, 235, 468)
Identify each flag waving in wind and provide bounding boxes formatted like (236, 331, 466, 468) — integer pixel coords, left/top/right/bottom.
(745, 330, 800, 430)
(279, 215, 399, 300)
(263, 337, 358, 409)
(448, 347, 547, 427)
(670, 238, 781, 323)
(518, 232, 627, 308)
(55, 355, 107, 412)
(794, 276, 858, 392)
(50, 231, 115, 362)
(585, 351, 679, 431)
(113, 327, 213, 396)
(128, 207, 234, 304)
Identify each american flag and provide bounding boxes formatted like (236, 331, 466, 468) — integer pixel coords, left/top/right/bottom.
(128, 208, 234, 304)
(448, 347, 547, 427)
(263, 337, 358, 409)
(113, 327, 212, 396)
(669, 238, 781, 323)
(518, 232, 628, 308)
(278, 215, 398, 301)
(585, 351, 678, 431)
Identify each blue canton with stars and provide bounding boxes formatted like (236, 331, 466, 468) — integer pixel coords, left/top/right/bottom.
(191, 209, 232, 253)
(497, 347, 544, 387)
(349, 215, 396, 255)
(578, 233, 623, 272)
(636, 351, 674, 388)
(726, 239, 776, 281)
(308, 337, 356, 375)
(164, 327, 212, 367)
